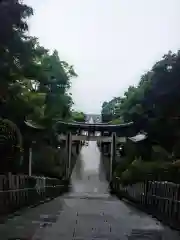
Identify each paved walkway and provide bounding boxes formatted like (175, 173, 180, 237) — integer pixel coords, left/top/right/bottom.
(0, 141, 180, 239)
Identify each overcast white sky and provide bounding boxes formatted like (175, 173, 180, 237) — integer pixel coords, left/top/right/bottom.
(26, 0, 180, 114)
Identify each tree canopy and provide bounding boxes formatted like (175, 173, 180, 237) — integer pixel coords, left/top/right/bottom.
(71, 111, 86, 122)
(0, 0, 78, 128)
(101, 51, 180, 152)
(0, 0, 85, 177)
(102, 50, 180, 184)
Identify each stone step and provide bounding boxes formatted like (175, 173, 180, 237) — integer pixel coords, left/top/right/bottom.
(63, 193, 111, 200)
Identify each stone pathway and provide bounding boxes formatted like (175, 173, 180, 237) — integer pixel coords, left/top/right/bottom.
(0, 138, 180, 239)
(32, 192, 180, 240)
(0, 192, 179, 239)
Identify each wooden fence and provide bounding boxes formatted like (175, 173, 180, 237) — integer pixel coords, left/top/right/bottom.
(112, 178, 180, 229)
(0, 173, 68, 216)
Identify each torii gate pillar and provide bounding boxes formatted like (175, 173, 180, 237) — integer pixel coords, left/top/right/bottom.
(110, 132, 116, 182)
(66, 132, 72, 179)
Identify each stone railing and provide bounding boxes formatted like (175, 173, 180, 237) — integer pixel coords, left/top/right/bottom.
(111, 178, 180, 229)
(0, 173, 69, 216)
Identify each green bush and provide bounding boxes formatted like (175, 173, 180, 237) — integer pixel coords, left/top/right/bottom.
(119, 159, 166, 185)
(151, 145, 172, 162)
(32, 145, 66, 178)
(109, 119, 122, 124)
(117, 158, 180, 185)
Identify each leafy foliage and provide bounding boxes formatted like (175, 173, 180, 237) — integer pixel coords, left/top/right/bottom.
(0, 1, 78, 126)
(103, 50, 180, 184)
(0, 0, 80, 177)
(71, 111, 86, 122)
(101, 97, 122, 122)
(102, 50, 180, 151)
(108, 118, 122, 124)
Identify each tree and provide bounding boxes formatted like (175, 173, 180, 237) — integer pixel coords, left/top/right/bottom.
(102, 50, 180, 184)
(0, 0, 33, 96)
(108, 118, 122, 124)
(0, 0, 80, 177)
(32, 49, 77, 125)
(0, 1, 46, 123)
(71, 111, 86, 122)
(103, 51, 180, 150)
(101, 97, 122, 122)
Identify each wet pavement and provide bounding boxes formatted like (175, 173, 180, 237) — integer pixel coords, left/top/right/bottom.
(0, 139, 180, 239)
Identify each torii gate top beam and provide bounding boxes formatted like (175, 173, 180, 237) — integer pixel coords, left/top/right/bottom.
(55, 121, 139, 137)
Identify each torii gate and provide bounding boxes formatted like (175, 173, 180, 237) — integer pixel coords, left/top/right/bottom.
(55, 121, 140, 181)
